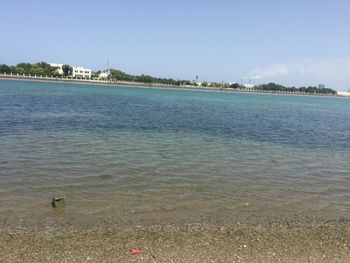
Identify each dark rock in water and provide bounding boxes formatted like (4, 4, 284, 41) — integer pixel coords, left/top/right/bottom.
(52, 197, 65, 208)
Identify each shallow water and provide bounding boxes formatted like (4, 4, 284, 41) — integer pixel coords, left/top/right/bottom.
(0, 80, 349, 222)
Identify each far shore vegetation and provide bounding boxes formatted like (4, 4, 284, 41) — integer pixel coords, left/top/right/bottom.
(0, 62, 337, 95)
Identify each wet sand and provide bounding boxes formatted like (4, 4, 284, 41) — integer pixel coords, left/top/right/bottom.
(1, 217, 349, 262)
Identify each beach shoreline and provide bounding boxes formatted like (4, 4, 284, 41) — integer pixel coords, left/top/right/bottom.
(1, 217, 349, 262)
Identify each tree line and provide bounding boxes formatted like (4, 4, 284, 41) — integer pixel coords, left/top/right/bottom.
(108, 69, 193, 86)
(0, 62, 61, 77)
(108, 70, 244, 89)
(253, 82, 337, 95)
(0, 62, 337, 94)
(0, 62, 75, 77)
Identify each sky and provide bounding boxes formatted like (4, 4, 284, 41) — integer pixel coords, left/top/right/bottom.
(1, 0, 349, 91)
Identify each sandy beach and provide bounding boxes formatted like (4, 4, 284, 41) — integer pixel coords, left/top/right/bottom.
(1, 216, 349, 263)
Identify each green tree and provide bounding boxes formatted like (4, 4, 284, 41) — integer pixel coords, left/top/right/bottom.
(91, 71, 100, 79)
(62, 64, 72, 76)
(51, 70, 61, 78)
(0, 64, 11, 73)
(110, 69, 133, 81)
(30, 67, 45, 76)
(16, 63, 32, 74)
(33, 62, 53, 76)
(230, 83, 239, 89)
(13, 67, 26, 74)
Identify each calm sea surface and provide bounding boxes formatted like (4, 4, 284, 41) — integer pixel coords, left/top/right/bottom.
(0, 80, 349, 222)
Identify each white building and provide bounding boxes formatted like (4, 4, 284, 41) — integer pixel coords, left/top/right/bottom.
(72, 66, 91, 79)
(243, 83, 255, 89)
(98, 71, 109, 79)
(337, 92, 350, 97)
(49, 63, 64, 75)
(50, 63, 91, 78)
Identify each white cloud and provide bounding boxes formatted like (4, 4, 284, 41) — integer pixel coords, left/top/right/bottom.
(247, 57, 350, 90)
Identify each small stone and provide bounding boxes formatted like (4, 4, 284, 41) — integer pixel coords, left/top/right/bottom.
(52, 196, 65, 208)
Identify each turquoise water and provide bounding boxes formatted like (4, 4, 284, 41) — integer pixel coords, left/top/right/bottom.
(0, 80, 350, 222)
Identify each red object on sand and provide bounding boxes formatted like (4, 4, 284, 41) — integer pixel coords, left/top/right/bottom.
(131, 249, 141, 255)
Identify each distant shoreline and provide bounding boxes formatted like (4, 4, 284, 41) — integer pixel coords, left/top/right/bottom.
(0, 74, 347, 98)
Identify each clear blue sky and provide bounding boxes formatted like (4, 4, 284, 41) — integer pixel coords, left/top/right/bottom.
(1, 0, 349, 90)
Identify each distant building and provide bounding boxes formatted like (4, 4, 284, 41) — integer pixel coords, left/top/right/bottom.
(318, 84, 325, 89)
(72, 66, 91, 79)
(49, 63, 64, 75)
(98, 71, 109, 79)
(50, 63, 91, 78)
(243, 83, 254, 89)
(337, 92, 350, 97)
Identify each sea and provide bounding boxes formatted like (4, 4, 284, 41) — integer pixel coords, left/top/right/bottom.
(0, 80, 349, 224)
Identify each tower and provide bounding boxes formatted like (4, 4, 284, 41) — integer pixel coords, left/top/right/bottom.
(107, 58, 110, 76)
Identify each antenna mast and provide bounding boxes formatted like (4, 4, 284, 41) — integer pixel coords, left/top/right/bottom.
(107, 58, 110, 75)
